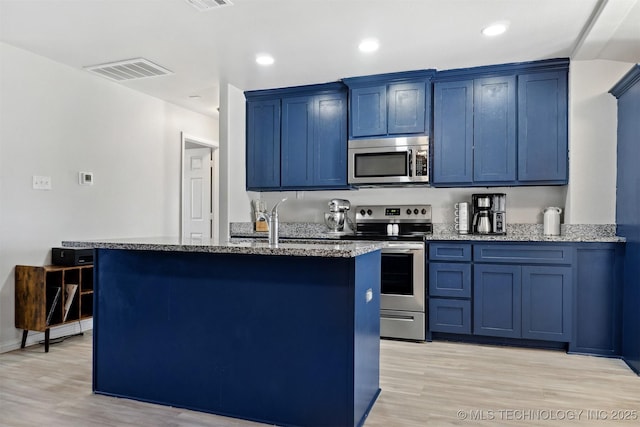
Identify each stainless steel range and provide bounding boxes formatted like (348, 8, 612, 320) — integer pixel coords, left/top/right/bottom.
(343, 204, 432, 341)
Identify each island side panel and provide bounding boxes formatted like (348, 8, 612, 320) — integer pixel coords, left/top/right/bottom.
(352, 250, 382, 426)
(93, 248, 369, 427)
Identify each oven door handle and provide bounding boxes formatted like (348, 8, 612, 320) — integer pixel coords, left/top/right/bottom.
(383, 242, 425, 252)
(383, 249, 421, 255)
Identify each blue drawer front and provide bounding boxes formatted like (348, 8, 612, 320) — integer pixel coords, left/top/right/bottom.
(473, 244, 573, 264)
(429, 243, 472, 261)
(429, 262, 472, 298)
(429, 298, 471, 334)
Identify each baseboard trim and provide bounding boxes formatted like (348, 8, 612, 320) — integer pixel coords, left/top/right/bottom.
(1, 319, 93, 354)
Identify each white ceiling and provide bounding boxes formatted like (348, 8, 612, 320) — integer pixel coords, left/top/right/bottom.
(1, 0, 638, 117)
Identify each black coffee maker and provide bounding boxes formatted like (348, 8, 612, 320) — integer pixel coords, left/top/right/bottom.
(471, 193, 506, 235)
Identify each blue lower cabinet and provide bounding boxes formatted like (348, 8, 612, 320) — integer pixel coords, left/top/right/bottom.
(522, 265, 572, 342)
(474, 264, 522, 338)
(429, 243, 472, 262)
(429, 298, 471, 334)
(474, 262, 572, 342)
(93, 249, 381, 427)
(429, 262, 471, 298)
(570, 244, 623, 356)
(427, 242, 623, 352)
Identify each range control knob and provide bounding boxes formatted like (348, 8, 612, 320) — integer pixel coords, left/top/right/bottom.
(414, 208, 419, 215)
(360, 209, 366, 216)
(421, 208, 427, 215)
(367, 209, 373, 216)
(406, 208, 412, 215)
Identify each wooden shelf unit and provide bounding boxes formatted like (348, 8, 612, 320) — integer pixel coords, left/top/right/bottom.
(15, 264, 93, 352)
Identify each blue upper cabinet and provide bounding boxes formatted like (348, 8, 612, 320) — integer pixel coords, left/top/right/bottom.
(473, 76, 516, 182)
(314, 93, 348, 187)
(281, 95, 314, 187)
(433, 80, 473, 184)
(388, 82, 427, 135)
(246, 99, 281, 190)
(350, 86, 386, 137)
(343, 70, 435, 139)
(246, 83, 349, 191)
(518, 71, 568, 183)
(432, 58, 569, 187)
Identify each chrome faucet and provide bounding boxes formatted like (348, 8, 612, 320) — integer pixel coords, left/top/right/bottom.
(267, 198, 287, 246)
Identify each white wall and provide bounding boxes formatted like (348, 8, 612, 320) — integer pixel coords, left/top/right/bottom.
(0, 43, 217, 352)
(565, 59, 635, 224)
(218, 82, 256, 241)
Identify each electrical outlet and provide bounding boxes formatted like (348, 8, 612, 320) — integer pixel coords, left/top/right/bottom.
(33, 175, 52, 190)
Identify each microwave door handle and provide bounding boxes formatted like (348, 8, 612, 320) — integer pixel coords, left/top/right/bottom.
(407, 149, 413, 177)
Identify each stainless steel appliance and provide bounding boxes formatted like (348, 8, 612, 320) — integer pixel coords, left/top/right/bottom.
(471, 193, 506, 235)
(342, 204, 432, 341)
(347, 136, 429, 186)
(324, 198, 351, 234)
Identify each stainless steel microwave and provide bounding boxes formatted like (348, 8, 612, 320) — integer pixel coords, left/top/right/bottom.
(348, 136, 429, 186)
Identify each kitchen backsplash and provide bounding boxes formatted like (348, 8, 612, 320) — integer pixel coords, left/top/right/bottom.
(257, 186, 568, 224)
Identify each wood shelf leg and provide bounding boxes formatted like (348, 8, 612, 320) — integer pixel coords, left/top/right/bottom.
(44, 328, 50, 353)
(21, 330, 28, 348)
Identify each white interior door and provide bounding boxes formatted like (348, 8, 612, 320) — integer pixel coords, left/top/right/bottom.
(182, 147, 212, 240)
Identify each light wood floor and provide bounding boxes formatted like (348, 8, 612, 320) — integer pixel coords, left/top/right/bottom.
(1, 332, 639, 426)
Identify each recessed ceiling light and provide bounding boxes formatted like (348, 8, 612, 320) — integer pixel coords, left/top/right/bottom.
(358, 38, 379, 53)
(256, 54, 275, 66)
(482, 22, 509, 37)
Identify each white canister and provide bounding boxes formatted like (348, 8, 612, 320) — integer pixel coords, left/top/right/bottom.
(543, 207, 562, 236)
(454, 202, 470, 234)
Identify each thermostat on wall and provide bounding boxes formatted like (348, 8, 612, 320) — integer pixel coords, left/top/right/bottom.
(79, 172, 94, 185)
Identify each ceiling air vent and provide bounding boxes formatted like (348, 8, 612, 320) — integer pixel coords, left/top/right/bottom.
(84, 58, 173, 82)
(184, 0, 233, 12)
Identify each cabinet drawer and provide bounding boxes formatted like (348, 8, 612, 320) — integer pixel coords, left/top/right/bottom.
(429, 243, 472, 261)
(429, 298, 471, 334)
(429, 262, 471, 298)
(473, 244, 573, 264)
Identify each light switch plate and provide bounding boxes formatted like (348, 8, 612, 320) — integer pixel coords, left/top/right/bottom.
(33, 175, 52, 190)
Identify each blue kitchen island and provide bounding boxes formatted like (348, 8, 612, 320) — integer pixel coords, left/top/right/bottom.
(63, 237, 383, 427)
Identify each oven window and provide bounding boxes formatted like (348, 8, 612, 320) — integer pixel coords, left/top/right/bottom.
(381, 253, 414, 295)
(354, 152, 408, 177)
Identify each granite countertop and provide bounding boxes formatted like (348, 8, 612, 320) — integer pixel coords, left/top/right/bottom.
(230, 222, 625, 243)
(427, 224, 624, 242)
(61, 237, 384, 258)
